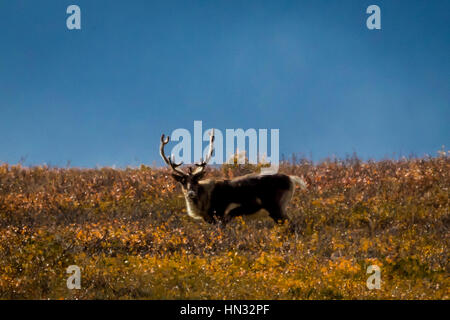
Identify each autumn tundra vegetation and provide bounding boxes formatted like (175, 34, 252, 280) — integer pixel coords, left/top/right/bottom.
(0, 152, 448, 299)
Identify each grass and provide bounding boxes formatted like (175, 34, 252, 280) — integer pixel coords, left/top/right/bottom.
(0, 154, 448, 299)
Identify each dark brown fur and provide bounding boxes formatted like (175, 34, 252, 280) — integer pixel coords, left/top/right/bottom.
(160, 131, 306, 224)
(173, 173, 306, 224)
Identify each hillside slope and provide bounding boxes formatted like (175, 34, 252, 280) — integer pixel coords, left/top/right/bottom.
(0, 156, 448, 299)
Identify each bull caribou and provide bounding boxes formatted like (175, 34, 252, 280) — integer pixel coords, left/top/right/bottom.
(160, 130, 306, 224)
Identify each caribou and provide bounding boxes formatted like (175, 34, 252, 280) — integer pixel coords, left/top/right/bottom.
(160, 129, 307, 224)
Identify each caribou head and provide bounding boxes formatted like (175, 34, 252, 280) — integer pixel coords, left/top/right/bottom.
(160, 129, 214, 202)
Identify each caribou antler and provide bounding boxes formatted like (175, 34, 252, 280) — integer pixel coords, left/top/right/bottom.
(160, 134, 186, 176)
(193, 129, 215, 176)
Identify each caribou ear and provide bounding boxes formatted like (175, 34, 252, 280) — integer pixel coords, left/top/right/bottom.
(171, 174, 184, 183)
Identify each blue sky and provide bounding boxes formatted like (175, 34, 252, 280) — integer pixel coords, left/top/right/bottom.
(0, 0, 448, 167)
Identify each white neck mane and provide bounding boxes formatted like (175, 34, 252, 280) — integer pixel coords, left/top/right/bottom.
(184, 179, 214, 221)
